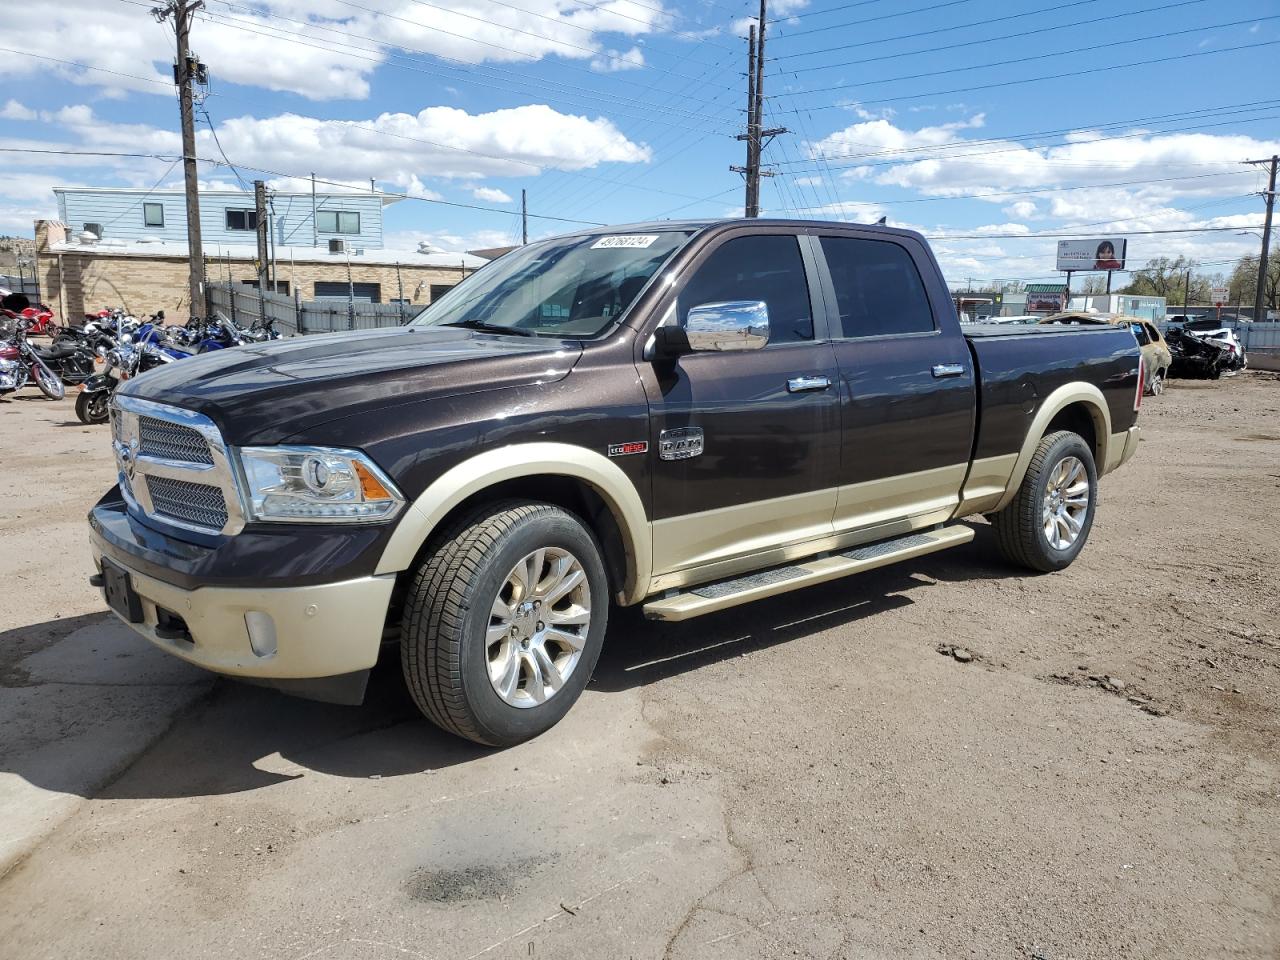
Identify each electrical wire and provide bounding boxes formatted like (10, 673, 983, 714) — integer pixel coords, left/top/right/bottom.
(794, 15, 1280, 97)
(787, 38, 1280, 111)
(779, 0, 1209, 74)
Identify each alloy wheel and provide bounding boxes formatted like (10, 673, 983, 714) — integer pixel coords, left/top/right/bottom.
(486, 547, 592, 708)
(1042, 456, 1090, 550)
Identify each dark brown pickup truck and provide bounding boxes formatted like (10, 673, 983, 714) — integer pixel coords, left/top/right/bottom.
(90, 219, 1143, 745)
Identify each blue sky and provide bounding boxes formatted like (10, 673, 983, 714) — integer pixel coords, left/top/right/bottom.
(1, 0, 1277, 286)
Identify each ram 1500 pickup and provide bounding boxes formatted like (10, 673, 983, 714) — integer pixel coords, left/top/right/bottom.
(90, 219, 1142, 745)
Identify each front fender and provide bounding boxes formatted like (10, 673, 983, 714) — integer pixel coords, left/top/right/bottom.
(82, 373, 118, 393)
(373, 442, 652, 606)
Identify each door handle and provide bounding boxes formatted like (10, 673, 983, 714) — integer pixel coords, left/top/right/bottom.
(787, 375, 831, 393)
(931, 363, 966, 378)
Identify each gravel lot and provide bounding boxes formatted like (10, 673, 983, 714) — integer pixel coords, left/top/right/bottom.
(1, 373, 1278, 959)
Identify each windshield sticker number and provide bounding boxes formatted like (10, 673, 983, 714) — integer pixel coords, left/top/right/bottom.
(591, 235, 659, 250)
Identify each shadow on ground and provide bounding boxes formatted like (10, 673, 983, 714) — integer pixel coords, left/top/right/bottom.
(3, 525, 1025, 802)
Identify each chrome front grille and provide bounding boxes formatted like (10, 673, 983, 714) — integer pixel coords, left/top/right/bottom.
(111, 395, 245, 536)
(138, 416, 213, 464)
(146, 476, 230, 529)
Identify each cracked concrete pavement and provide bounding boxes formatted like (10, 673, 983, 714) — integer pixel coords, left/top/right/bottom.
(1, 375, 1277, 959)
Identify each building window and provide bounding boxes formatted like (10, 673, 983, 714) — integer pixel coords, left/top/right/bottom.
(317, 210, 360, 234)
(314, 281, 381, 302)
(429, 283, 456, 302)
(225, 209, 258, 231)
(143, 202, 165, 228)
(241, 279, 290, 295)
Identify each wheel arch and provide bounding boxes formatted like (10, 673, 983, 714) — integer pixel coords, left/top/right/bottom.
(990, 383, 1112, 513)
(376, 443, 651, 605)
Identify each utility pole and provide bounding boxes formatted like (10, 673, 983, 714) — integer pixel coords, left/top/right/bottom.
(521, 189, 528, 245)
(731, 1, 787, 218)
(152, 0, 206, 320)
(254, 179, 269, 296)
(1183, 269, 1191, 313)
(1246, 155, 1277, 322)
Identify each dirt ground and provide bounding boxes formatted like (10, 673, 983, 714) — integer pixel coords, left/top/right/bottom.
(0, 373, 1277, 960)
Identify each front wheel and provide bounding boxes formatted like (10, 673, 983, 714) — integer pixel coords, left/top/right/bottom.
(75, 389, 111, 424)
(401, 501, 608, 746)
(991, 430, 1098, 573)
(33, 360, 65, 400)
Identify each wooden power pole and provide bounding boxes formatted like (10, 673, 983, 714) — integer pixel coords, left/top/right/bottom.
(732, 0, 786, 218)
(254, 180, 269, 293)
(153, 0, 207, 320)
(1247, 155, 1277, 321)
(521, 189, 528, 245)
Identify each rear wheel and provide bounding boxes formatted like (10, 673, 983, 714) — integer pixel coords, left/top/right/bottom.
(1147, 370, 1165, 396)
(400, 501, 608, 746)
(991, 430, 1097, 573)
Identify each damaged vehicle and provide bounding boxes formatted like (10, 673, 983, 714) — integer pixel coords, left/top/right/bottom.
(1166, 327, 1230, 379)
(1040, 312, 1171, 395)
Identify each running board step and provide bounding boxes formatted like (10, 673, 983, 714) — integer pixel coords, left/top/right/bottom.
(643, 525, 974, 622)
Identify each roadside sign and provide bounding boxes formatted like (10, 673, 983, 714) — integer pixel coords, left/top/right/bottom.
(1211, 286, 1228, 305)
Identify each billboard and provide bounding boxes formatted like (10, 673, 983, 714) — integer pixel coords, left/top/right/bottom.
(1056, 237, 1127, 272)
(1026, 290, 1066, 313)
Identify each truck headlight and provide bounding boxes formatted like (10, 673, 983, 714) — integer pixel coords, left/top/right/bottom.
(236, 446, 405, 522)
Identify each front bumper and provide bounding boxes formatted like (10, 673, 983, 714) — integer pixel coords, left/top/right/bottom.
(89, 522, 396, 682)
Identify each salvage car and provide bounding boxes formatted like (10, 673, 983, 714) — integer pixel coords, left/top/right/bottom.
(89, 219, 1143, 745)
(1041, 312, 1172, 394)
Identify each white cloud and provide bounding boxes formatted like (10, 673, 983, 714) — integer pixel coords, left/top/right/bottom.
(0, 0, 676, 101)
(1003, 200, 1038, 219)
(590, 46, 645, 72)
(472, 187, 513, 203)
(0, 100, 36, 121)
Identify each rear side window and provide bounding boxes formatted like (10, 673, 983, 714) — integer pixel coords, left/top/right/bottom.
(679, 235, 813, 344)
(1129, 322, 1151, 345)
(1143, 323, 1160, 342)
(820, 236, 936, 339)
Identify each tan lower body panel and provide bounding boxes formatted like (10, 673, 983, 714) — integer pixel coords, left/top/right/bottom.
(648, 463, 970, 593)
(954, 453, 1019, 517)
(644, 524, 974, 621)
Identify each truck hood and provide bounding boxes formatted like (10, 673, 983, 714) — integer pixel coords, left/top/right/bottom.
(120, 326, 583, 444)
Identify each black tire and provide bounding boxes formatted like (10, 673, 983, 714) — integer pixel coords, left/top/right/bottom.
(991, 430, 1098, 573)
(75, 389, 110, 424)
(400, 500, 609, 746)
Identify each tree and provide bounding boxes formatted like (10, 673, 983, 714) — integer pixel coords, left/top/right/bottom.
(1228, 252, 1280, 312)
(1077, 275, 1108, 295)
(1119, 256, 1212, 305)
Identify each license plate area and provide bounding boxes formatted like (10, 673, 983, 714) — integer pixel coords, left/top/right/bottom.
(101, 558, 144, 623)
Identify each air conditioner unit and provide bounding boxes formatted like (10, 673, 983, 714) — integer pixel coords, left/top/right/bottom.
(328, 238, 346, 254)
(82, 222, 103, 239)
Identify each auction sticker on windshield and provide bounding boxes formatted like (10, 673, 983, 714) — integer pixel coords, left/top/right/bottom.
(591, 235, 659, 249)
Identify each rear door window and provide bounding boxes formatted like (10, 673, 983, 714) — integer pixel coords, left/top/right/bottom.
(678, 234, 813, 344)
(819, 236, 936, 339)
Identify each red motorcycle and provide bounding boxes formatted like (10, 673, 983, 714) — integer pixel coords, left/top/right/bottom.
(1, 292, 58, 337)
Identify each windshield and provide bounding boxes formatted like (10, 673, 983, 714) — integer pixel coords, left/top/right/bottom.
(411, 230, 691, 338)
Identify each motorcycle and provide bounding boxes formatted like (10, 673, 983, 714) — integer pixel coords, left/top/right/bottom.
(0, 322, 65, 399)
(75, 337, 183, 424)
(2, 292, 59, 337)
(22, 320, 97, 385)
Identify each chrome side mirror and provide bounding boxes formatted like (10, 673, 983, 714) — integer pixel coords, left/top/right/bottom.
(685, 300, 769, 351)
(652, 299, 770, 359)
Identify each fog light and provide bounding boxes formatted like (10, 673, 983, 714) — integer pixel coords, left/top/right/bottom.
(245, 611, 278, 658)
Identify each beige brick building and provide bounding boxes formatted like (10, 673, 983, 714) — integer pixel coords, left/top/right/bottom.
(35, 220, 487, 324)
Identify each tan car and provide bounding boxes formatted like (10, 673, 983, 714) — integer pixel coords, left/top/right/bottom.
(1041, 312, 1172, 395)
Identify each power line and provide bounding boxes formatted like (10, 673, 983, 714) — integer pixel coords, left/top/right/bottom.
(794, 15, 1280, 96)
(773, 0, 979, 36)
(778, 107, 1280, 172)
(772, 0, 1102, 61)
(923, 225, 1263, 240)
(183, 3, 740, 128)
(781, 169, 1256, 212)
(779, 0, 1209, 74)
(0, 146, 607, 225)
(787, 38, 1280, 111)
